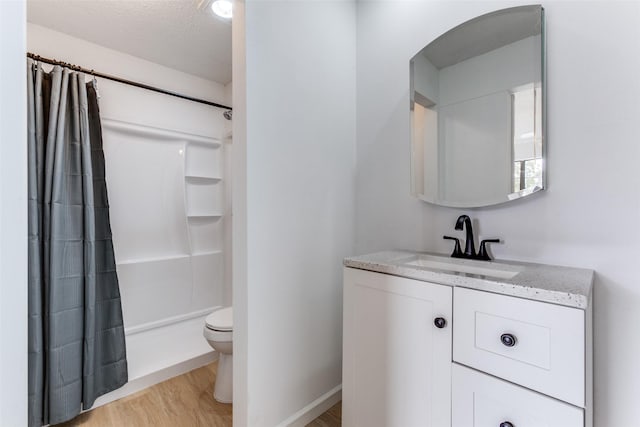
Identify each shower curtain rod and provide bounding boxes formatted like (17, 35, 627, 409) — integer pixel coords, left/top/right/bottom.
(27, 52, 232, 111)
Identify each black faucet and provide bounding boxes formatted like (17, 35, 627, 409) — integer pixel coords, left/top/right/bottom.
(455, 215, 476, 258)
(443, 215, 500, 261)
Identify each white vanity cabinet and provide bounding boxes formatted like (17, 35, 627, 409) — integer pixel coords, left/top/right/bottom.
(342, 267, 453, 427)
(342, 259, 593, 427)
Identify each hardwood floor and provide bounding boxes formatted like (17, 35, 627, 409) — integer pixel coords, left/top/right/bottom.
(306, 402, 342, 427)
(57, 362, 341, 426)
(58, 363, 232, 427)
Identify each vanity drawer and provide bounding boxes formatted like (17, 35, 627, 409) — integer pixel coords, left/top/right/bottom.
(453, 287, 585, 407)
(452, 364, 584, 427)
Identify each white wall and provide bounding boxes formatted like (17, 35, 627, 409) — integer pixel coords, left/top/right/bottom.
(234, 1, 356, 425)
(0, 1, 27, 425)
(356, 1, 640, 425)
(27, 23, 232, 406)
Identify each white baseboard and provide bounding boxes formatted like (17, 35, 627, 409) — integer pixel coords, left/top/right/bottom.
(92, 351, 218, 409)
(277, 385, 342, 427)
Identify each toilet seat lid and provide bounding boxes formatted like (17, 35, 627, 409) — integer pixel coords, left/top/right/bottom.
(205, 307, 232, 331)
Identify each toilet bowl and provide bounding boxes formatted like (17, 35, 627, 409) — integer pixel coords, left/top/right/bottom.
(203, 306, 233, 403)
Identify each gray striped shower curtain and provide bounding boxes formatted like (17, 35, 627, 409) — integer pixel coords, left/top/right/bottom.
(27, 60, 128, 426)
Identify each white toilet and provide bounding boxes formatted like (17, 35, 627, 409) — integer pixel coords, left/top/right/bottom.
(203, 306, 233, 403)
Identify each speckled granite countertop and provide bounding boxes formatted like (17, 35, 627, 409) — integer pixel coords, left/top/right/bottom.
(344, 251, 594, 309)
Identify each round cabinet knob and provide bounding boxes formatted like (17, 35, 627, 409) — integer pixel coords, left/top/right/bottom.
(500, 422, 514, 427)
(434, 317, 447, 329)
(500, 333, 517, 347)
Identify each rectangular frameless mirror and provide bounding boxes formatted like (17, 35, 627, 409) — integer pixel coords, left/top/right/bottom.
(410, 5, 545, 208)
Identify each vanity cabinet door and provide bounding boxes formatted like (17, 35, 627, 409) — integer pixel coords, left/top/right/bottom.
(342, 267, 452, 427)
(452, 364, 584, 427)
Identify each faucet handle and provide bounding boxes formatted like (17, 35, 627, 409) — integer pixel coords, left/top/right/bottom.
(477, 239, 500, 261)
(443, 236, 464, 258)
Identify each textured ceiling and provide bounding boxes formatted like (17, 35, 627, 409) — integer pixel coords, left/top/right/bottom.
(27, 0, 232, 84)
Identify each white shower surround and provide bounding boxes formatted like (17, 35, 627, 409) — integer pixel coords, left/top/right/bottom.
(103, 118, 225, 330)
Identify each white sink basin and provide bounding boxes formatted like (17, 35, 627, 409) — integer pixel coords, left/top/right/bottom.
(400, 254, 522, 279)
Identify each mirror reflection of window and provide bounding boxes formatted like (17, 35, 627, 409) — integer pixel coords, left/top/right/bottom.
(512, 85, 543, 192)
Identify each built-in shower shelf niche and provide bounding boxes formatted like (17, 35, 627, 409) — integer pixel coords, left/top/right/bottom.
(185, 141, 222, 178)
(183, 137, 225, 257)
(186, 212, 224, 254)
(185, 181, 223, 215)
